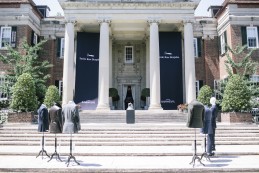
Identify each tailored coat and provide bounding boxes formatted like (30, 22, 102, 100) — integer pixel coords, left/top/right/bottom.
(49, 105, 62, 133)
(62, 101, 81, 134)
(211, 104, 218, 129)
(186, 100, 204, 128)
(37, 104, 49, 132)
(201, 106, 213, 134)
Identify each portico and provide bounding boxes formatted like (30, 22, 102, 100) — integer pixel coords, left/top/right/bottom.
(59, 0, 198, 110)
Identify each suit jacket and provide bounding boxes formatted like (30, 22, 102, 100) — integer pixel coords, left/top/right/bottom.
(186, 100, 204, 128)
(211, 104, 218, 129)
(37, 104, 49, 132)
(49, 105, 62, 133)
(201, 106, 212, 134)
(62, 102, 81, 134)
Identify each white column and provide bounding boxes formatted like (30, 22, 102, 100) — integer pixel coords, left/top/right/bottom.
(184, 21, 196, 104)
(146, 37, 150, 88)
(148, 19, 162, 110)
(109, 37, 113, 88)
(96, 19, 110, 110)
(62, 19, 75, 105)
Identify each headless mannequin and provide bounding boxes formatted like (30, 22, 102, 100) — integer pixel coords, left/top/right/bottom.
(48, 103, 62, 162)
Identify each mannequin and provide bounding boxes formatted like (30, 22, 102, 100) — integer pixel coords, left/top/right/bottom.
(48, 103, 62, 162)
(186, 100, 205, 167)
(210, 97, 218, 153)
(62, 101, 81, 166)
(36, 103, 50, 159)
(124, 86, 134, 110)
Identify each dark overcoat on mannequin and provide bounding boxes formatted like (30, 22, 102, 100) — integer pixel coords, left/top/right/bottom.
(62, 101, 81, 134)
(200, 105, 213, 134)
(49, 104, 62, 133)
(186, 100, 204, 128)
(37, 104, 49, 132)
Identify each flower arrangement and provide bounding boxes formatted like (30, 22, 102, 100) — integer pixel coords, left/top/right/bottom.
(177, 103, 188, 113)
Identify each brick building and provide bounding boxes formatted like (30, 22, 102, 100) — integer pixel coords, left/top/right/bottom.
(0, 0, 258, 110)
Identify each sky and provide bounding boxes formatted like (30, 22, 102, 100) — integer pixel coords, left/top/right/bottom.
(33, 0, 224, 17)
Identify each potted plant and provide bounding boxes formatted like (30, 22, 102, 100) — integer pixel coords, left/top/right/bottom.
(109, 88, 120, 109)
(44, 85, 60, 108)
(221, 74, 252, 123)
(141, 88, 150, 109)
(197, 85, 213, 106)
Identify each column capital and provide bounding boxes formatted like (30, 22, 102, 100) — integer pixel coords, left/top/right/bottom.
(182, 18, 195, 24)
(98, 18, 111, 24)
(147, 18, 161, 25)
(65, 17, 77, 24)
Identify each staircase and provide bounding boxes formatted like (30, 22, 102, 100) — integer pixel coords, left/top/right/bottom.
(0, 111, 259, 172)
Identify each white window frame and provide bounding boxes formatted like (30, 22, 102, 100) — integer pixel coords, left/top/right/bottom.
(193, 38, 198, 58)
(220, 33, 226, 54)
(0, 75, 7, 100)
(195, 80, 199, 98)
(33, 33, 38, 45)
(246, 27, 258, 48)
(59, 80, 63, 97)
(60, 38, 65, 58)
(125, 46, 133, 64)
(0, 27, 12, 48)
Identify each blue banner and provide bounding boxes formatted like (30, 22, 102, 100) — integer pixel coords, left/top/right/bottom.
(74, 32, 99, 110)
(159, 32, 183, 110)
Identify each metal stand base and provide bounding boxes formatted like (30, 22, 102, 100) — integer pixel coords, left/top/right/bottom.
(36, 133, 50, 159)
(200, 135, 211, 161)
(189, 129, 205, 167)
(66, 135, 80, 167)
(48, 135, 62, 162)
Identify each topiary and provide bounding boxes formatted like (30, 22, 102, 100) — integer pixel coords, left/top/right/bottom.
(11, 73, 37, 112)
(141, 88, 150, 101)
(44, 85, 60, 108)
(197, 85, 213, 106)
(221, 74, 251, 112)
(109, 88, 120, 101)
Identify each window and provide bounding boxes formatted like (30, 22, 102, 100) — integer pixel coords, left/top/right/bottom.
(193, 38, 198, 58)
(33, 33, 38, 45)
(220, 31, 227, 55)
(125, 46, 133, 63)
(55, 80, 63, 97)
(250, 75, 259, 83)
(60, 38, 65, 58)
(0, 27, 11, 48)
(247, 27, 258, 48)
(57, 37, 65, 58)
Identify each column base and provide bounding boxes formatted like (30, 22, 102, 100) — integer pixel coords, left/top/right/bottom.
(96, 104, 110, 111)
(148, 104, 163, 110)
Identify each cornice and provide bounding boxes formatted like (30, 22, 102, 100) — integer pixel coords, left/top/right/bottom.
(61, 2, 198, 9)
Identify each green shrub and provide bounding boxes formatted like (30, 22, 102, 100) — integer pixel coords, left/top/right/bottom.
(221, 74, 251, 112)
(44, 85, 60, 108)
(197, 85, 213, 106)
(11, 73, 37, 112)
(141, 88, 150, 101)
(109, 88, 120, 101)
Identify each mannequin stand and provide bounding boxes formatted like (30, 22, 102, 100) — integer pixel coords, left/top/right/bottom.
(36, 131, 50, 159)
(48, 134, 62, 162)
(189, 129, 204, 167)
(66, 134, 80, 167)
(200, 134, 211, 161)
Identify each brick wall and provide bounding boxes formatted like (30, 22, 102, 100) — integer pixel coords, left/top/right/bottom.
(41, 39, 63, 86)
(204, 38, 220, 88)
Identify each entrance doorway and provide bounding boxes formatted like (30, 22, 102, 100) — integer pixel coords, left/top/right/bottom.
(123, 85, 135, 110)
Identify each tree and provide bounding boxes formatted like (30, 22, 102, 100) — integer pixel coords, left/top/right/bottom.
(221, 74, 251, 112)
(197, 85, 213, 106)
(11, 73, 37, 112)
(44, 85, 60, 108)
(225, 45, 258, 77)
(0, 39, 53, 102)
